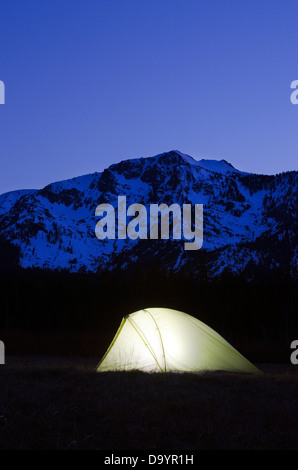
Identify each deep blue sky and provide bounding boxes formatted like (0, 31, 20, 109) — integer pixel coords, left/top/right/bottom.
(0, 0, 297, 194)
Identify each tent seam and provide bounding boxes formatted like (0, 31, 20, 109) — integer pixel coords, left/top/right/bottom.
(144, 309, 167, 372)
(97, 317, 126, 369)
(127, 318, 163, 372)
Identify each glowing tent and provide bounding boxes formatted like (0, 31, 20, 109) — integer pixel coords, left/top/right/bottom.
(97, 308, 260, 373)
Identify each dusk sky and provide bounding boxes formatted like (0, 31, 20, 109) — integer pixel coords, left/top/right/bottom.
(0, 0, 297, 194)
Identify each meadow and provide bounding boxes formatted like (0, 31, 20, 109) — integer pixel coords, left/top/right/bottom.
(0, 268, 296, 450)
(0, 356, 298, 450)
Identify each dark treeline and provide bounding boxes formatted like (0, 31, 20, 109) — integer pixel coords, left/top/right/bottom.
(0, 265, 296, 350)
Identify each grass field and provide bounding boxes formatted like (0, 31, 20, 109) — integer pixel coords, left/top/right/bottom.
(0, 356, 298, 450)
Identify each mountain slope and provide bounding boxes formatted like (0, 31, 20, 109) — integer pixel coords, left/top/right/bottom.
(0, 150, 297, 278)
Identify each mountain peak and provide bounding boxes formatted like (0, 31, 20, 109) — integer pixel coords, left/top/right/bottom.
(0, 149, 296, 277)
(168, 150, 200, 165)
(196, 158, 241, 174)
(161, 150, 240, 174)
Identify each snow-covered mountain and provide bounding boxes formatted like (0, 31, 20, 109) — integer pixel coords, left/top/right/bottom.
(0, 150, 297, 278)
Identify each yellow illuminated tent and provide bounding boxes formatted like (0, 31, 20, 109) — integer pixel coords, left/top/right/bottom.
(97, 308, 260, 373)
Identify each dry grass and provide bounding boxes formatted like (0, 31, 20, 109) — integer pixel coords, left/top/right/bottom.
(0, 356, 298, 450)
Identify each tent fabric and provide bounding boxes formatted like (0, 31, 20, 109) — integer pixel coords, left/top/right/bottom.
(97, 308, 260, 374)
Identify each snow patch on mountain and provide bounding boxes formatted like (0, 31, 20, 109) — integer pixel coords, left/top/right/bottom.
(0, 150, 296, 277)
